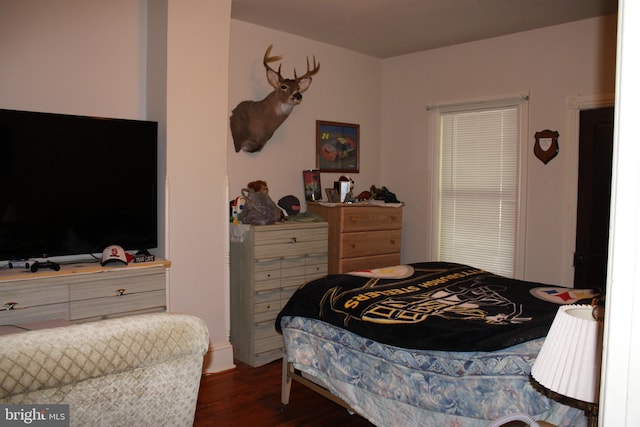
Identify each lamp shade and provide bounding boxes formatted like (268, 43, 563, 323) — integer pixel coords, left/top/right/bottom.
(531, 304, 603, 404)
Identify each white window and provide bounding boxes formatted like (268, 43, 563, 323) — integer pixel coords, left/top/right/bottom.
(431, 95, 528, 278)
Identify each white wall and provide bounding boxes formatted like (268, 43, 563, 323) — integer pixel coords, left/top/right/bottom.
(164, 1, 233, 372)
(228, 21, 383, 208)
(601, 1, 640, 424)
(0, 0, 144, 118)
(1, 0, 234, 373)
(380, 15, 618, 286)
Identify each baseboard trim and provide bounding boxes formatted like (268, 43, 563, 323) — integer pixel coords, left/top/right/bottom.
(202, 341, 235, 373)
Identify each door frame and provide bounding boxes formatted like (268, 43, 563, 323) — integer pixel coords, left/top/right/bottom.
(562, 93, 615, 287)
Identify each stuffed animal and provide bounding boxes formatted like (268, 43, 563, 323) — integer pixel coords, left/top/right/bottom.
(370, 185, 400, 203)
(230, 196, 246, 224)
(356, 191, 371, 201)
(247, 180, 269, 193)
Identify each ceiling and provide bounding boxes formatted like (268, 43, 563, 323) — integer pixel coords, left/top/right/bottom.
(231, 0, 618, 58)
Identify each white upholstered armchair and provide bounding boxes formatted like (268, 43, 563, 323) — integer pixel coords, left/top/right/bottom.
(0, 313, 209, 426)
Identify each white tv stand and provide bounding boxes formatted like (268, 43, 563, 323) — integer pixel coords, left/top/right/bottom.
(0, 259, 170, 326)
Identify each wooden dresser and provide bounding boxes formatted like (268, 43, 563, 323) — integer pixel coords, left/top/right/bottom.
(230, 221, 328, 367)
(307, 202, 403, 274)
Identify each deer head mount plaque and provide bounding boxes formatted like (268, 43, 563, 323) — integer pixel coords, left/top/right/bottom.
(230, 45, 320, 153)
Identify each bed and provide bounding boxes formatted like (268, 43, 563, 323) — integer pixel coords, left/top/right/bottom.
(276, 262, 595, 427)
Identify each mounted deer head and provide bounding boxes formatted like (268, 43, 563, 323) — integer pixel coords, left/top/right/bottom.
(230, 45, 320, 153)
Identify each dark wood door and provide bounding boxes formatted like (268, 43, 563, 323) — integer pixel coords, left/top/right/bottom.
(573, 107, 614, 289)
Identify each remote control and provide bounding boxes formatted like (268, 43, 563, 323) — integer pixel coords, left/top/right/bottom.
(30, 260, 61, 273)
(8, 260, 32, 269)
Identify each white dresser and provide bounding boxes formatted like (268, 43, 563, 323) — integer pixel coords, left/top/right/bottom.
(0, 260, 169, 326)
(230, 222, 328, 367)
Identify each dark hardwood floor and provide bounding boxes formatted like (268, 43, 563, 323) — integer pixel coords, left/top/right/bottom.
(194, 359, 374, 426)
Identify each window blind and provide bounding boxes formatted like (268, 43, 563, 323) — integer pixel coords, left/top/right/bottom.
(438, 107, 518, 277)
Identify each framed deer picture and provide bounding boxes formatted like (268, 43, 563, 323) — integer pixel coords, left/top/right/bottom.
(316, 120, 360, 173)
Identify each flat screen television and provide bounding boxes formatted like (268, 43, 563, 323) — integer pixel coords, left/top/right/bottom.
(0, 108, 158, 262)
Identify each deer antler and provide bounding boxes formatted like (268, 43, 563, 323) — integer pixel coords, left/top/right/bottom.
(263, 44, 320, 82)
(294, 55, 320, 81)
(263, 44, 283, 79)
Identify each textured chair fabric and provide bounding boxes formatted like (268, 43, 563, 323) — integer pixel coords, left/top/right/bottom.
(0, 313, 209, 426)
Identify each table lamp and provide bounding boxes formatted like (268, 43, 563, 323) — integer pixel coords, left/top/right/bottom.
(530, 303, 604, 427)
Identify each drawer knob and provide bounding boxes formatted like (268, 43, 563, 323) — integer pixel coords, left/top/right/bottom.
(1, 302, 18, 311)
(116, 288, 126, 296)
(390, 239, 396, 245)
(290, 237, 297, 244)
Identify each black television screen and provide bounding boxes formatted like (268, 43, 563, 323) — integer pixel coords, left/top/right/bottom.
(0, 108, 158, 262)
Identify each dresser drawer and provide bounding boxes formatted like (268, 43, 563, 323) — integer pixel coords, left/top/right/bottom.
(255, 332, 283, 355)
(281, 284, 300, 303)
(254, 225, 328, 259)
(0, 280, 70, 326)
(254, 262, 282, 290)
(254, 226, 328, 246)
(340, 253, 401, 273)
(255, 320, 280, 342)
(254, 300, 282, 323)
(280, 265, 307, 279)
(306, 253, 329, 279)
(281, 275, 306, 289)
(70, 289, 166, 321)
(1, 282, 68, 308)
(255, 278, 281, 292)
(0, 303, 69, 324)
(340, 206, 402, 232)
(280, 255, 306, 270)
(254, 239, 327, 259)
(254, 348, 285, 367)
(341, 229, 402, 258)
(306, 265, 327, 280)
(69, 268, 165, 301)
(255, 288, 281, 305)
(254, 257, 281, 272)
(255, 312, 280, 324)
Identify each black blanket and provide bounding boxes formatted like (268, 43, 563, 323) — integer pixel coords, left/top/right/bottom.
(276, 262, 594, 352)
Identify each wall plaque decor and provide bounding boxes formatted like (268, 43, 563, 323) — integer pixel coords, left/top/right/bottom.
(534, 129, 559, 164)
